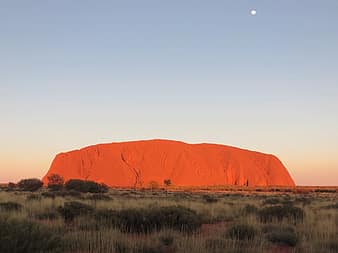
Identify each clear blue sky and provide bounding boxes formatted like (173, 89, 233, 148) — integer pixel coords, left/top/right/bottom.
(1, 0, 338, 185)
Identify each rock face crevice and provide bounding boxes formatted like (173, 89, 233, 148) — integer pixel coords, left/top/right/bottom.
(120, 152, 142, 187)
(42, 139, 295, 187)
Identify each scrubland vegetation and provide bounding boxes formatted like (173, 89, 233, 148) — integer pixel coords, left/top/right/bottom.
(0, 178, 337, 253)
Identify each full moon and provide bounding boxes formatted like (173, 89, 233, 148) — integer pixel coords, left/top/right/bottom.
(250, 9, 257, 16)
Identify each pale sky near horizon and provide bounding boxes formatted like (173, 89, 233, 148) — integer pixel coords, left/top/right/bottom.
(1, 1, 338, 185)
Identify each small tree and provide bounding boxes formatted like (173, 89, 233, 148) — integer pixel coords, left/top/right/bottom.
(164, 179, 171, 187)
(47, 174, 65, 191)
(17, 179, 43, 192)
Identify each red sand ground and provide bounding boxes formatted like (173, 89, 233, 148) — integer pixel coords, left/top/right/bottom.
(42, 139, 295, 187)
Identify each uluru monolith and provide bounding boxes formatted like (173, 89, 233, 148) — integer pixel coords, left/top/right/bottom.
(42, 139, 295, 187)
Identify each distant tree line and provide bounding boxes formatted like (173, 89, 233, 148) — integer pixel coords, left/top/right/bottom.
(5, 175, 108, 193)
(4, 175, 174, 193)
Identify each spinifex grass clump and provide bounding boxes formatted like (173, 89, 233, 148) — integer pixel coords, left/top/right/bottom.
(262, 197, 282, 205)
(205, 238, 227, 251)
(226, 224, 257, 240)
(324, 202, 338, 209)
(262, 224, 298, 247)
(241, 204, 258, 215)
(0, 217, 63, 253)
(26, 194, 41, 201)
(258, 205, 304, 223)
(58, 201, 94, 223)
(86, 193, 111, 201)
(0, 201, 22, 212)
(35, 209, 59, 220)
(95, 205, 202, 233)
(202, 194, 219, 203)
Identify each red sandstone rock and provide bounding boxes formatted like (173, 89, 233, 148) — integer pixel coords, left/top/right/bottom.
(42, 139, 295, 187)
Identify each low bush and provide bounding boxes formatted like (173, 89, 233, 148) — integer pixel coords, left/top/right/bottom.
(94, 209, 119, 224)
(205, 239, 227, 251)
(262, 197, 283, 205)
(0, 201, 23, 212)
(95, 206, 202, 233)
(41, 192, 57, 199)
(241, 204, 258, 214)
(322, 238, 338, 252)
(0, 218, 62, 253)
(261, 224, 295, 234)
(202, 195, 218, 203)
(48, 190, 83, 198)
(134, 244, 161, 253)
(258, 205, 304, 223)
(294, 196, 312, 206)
(35, 210, 59, 220)
(323, 202, 338, 209)
(65, 179, 108, 193)
(159, 234, 174, 246)
(26, 194, 41, 201)
(114, 241, 129, 253)
(17, 178, 43, 192)
(264, 225, 298, 247)
(226, 224, 257, 240)
(267, 231, 298, 246)
(58, 201, 94, 223)
(87, 193, 111, 201)
(42, 190, 83, 198)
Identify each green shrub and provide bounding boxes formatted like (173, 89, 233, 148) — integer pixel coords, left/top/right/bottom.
(65, 179, 108, 193)
(226, 224, 257, 240)
(58, 201, 94, 223)
(0, 218, 62, 253)
(17, 178, 43, 192)
(258, 205, 304, 223)
(0, 201, 23, 212)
